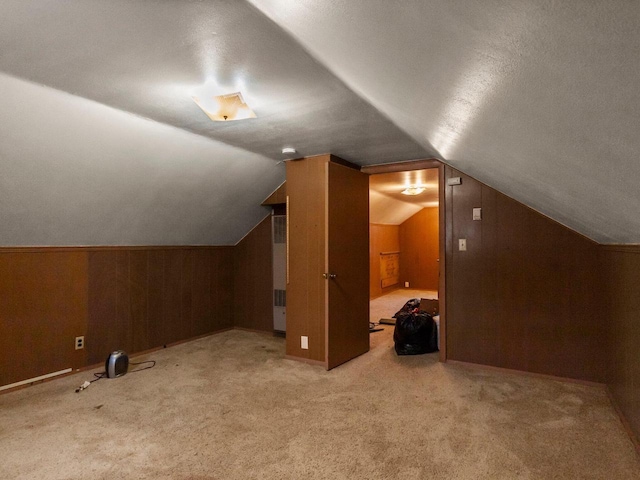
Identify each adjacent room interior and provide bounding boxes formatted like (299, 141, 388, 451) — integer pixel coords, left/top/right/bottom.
(368, 167, 441, 349)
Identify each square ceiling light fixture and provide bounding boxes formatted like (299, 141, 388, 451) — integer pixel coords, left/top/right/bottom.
(401, 186, 426, 196)
(192, 91, 256, 122)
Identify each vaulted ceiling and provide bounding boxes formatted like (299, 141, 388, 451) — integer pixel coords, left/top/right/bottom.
(1, 1, 638, 245)
(370, 169, 439, 225)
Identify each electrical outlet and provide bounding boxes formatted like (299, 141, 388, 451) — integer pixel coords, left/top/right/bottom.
(301, 336, 309, 350)
(75, 336, 84, 350)
(404, 282, 410, 288)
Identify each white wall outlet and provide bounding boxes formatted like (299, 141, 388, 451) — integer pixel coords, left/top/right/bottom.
(75, 336, 84, 350)
(459, 239, 467, 251)
(301, 336, 309, 350)
(473, 208, 482, 220)
(404, 281, 410, 288)
(447, 177, 462, 186)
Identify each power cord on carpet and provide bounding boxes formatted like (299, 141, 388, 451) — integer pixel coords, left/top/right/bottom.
(75, 360, 156, 393)
(129, 360, 156, 372)
(75, 372, 106, 392)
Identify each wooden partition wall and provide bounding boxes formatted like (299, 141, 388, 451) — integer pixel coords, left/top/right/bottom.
(0, 246, 235, 388)
(444, 166, 607, 382)
(286, 156, 328, 364)
(234, 215, 274, 332)
(86, 247, 234, 365)
(286, 155, 369, 368)
(604, 246, 640, 444)
(0, 250, 88, 386)
(399, 207, 439, 291)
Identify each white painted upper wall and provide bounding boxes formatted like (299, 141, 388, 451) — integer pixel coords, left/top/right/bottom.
(0, 74, 282, 246)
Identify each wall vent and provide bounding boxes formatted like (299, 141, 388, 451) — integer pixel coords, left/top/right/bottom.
(272, 214, 287, 332)
(274, 289, 286, 307)
(273, 216, 286, 244)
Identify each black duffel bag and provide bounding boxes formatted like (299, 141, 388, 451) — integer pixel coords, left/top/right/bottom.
(393, 311, 438, 355)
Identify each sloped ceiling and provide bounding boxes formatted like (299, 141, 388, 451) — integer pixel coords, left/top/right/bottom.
(0, 73, 281, 245)
(370, 170, 439, 225)
(1, 1, 639, 245)
(250, 0, 640, 244)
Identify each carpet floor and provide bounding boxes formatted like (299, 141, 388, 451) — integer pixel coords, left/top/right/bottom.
(1, 290, 638, 479)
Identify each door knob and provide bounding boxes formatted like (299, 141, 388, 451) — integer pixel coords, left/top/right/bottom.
(322, 273, 337, 279)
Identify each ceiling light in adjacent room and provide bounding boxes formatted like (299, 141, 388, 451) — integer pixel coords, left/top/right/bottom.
(192, 91, 256, 121)
(401, 186, 426, 196)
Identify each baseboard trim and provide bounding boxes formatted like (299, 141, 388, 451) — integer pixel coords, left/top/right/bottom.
(0, 368, 73, 393)
(445, 360, 606, 388)
(234, 327, 275, 336)
(0, 327, 234, 395)
(123, 328, 236, 362)
(606, 387, 640, 457)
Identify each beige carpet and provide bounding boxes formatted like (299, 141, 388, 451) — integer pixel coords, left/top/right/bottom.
(1, 290, 638, 479)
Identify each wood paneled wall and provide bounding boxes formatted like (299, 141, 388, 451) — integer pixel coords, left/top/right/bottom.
(86, 248, 234, 365)
(0, 250, 88, 386)
(399, 207, 439, 291)
(445, 166, 607, 382)
(262, 183, 286, 206)
(0, 246, 234, 388)
(285, 155, 328, 363)
(369, 224, 400, 298)
(604, 246, 640, 443)
(234, 215, 274, 332)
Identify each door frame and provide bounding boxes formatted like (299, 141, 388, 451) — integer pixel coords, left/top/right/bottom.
(361, 158, 447, 362)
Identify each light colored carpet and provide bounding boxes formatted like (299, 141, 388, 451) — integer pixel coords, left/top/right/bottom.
(1, 290, 638, 479)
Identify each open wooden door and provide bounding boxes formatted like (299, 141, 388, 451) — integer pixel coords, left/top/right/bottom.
(325, 162, 369, 368)
(285, 155, 369, 369)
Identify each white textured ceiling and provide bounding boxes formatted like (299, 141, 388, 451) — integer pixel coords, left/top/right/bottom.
(1, 0, 639, 244)
(250, 0, 640, 244)
(0, 73, 281, 245)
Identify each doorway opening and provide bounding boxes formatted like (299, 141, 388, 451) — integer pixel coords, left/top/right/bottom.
(364, 160, 445, 361)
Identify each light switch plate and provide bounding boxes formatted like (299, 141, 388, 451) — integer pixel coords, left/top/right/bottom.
(459, 239, 467, 251)
(301, 336, 309, 350)
(473, 208, 482, 220)
(447, 177, 462, 186)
